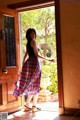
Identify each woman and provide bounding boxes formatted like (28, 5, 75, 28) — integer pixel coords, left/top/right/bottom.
(13, 28, 55, 112)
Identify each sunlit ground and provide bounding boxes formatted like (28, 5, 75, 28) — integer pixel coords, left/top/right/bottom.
(8, 110, 80, 120)
(7, 101, 80, 120)
(8, 101, 59, 120)
(37, 101, 59, 112)
(8, 111, 59, 120)
(32, 111, 59, 120)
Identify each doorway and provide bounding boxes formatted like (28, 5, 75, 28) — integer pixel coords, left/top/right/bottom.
(0, 0, 64, 115)
(19, 5, 59, 112)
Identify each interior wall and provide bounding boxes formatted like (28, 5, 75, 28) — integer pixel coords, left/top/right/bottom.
(60, 0, 80, 108)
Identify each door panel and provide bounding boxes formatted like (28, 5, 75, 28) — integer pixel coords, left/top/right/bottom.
(7, 81, 17, 103)
(0, 8, 22, 112)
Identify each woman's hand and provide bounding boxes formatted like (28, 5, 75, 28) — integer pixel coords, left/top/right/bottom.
(49, 58, 55, 62)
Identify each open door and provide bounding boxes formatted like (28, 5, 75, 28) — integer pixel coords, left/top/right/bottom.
(0, 8, 22, 113)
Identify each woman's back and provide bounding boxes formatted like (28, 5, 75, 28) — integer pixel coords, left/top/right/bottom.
(27, 41, 35, 57)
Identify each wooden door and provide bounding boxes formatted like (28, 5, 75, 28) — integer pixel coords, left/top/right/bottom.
(0, 8, 22, 113)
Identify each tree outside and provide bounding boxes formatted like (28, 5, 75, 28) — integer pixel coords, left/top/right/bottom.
(20, 6, 58, 94)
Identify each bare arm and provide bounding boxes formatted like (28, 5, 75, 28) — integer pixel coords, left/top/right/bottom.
(31, 40, 55, 62)
(22, 50, 28, 64)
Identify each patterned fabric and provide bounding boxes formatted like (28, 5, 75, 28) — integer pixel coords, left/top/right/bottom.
(13, 56, 41, 97)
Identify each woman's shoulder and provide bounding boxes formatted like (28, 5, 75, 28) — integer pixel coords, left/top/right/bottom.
(31, 39, 36, 43)
(31, 39, 36, 46)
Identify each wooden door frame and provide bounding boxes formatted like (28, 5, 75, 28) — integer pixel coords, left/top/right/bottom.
(55, 0, 64, 114)
(8, 0, 64, 115)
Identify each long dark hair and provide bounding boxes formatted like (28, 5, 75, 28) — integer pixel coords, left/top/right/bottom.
(26, 28, 36, 42)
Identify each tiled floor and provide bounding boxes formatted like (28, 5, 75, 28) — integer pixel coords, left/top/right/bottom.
(8, 110, 80, 120)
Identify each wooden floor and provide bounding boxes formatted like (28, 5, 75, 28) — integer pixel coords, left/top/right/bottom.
(8, 110, 80, 120)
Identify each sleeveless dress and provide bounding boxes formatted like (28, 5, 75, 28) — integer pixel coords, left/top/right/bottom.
(13, 41, 41, 96)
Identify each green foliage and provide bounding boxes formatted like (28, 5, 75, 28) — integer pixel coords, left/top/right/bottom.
(41, 61, 58, 94)
(20, 6, 58, 94)
(20, 6, 56, 56)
